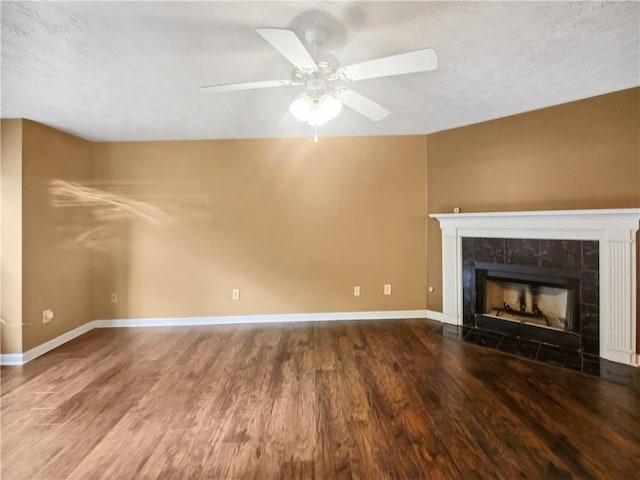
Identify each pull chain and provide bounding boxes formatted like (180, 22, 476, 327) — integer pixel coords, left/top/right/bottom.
(313, 126, 318, 143)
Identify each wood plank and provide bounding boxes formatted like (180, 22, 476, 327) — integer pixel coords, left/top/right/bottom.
(1, 320, 638, 479)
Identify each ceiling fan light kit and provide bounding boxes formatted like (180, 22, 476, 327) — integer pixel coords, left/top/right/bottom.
(290, 91, 343, 126)
(201, 27, 438, 140)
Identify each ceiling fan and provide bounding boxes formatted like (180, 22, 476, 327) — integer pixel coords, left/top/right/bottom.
(200, 28, 437, 138)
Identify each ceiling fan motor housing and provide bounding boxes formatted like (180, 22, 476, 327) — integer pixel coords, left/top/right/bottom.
(304, 28, 328, 48)
(307, 78, 326, 93)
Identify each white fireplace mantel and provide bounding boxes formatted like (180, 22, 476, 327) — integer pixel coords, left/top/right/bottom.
(429, 208, 640, 366)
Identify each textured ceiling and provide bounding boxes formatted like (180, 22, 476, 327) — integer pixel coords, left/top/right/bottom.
(1, 1, 638, 141)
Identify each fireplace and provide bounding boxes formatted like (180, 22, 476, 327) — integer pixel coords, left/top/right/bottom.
(463, 238, 596, 353)
(429, 209, 640, 367)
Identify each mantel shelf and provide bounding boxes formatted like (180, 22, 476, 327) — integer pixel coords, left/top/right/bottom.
(429, 208, 640, 220)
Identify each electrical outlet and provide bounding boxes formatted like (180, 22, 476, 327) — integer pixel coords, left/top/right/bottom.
(42, 309, 54, 324)
(353, 286, 361, 297)
(111, 293, 118, 303)
(384, 284, 392, 295)
(232, 289, 240, 300)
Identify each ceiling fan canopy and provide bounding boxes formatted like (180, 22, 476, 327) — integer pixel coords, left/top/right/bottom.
(200, 27, 438, 131)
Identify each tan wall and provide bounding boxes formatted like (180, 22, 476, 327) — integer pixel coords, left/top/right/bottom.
(5, 87, 639, 354)
(426, 88, 640, 345)
(1, 119, 23, 354)
(91, 136, 428, 320)
(20, 120, 93, 351)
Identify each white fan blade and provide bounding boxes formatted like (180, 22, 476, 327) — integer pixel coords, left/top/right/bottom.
(200, 79, 295, 93)
(342, 48, 437, 81)
(338, 89, 390, 122)
(256, 28, 317, 70)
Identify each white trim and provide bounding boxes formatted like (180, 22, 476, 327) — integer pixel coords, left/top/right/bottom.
(23, 321, 95, 363)
(93, 310, 429, 328)
(1, 321, 95, 366)
(430, 208, 640, 220)
(0, 353, 24, 366)
(426, 309, 456, 324)
(430, 208, 640, 366)
(1, 310, 428, 365)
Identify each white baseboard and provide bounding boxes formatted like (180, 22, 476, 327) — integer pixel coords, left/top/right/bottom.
(93, 309, 429, 328)
(426, 309, 457, 324)
(2, 310, 429, 365)
(1, 321, 95, 366)
(0, 353, 24, 366)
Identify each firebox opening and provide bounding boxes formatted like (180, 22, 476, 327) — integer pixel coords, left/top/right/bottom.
(474, 262, 580, 338)
(483, 279, 568, 331)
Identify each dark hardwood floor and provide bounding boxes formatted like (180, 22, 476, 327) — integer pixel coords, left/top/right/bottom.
(1, 319, 639, 479)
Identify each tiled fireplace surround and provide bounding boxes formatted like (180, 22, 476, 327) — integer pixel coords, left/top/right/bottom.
(430, 209, 640, 372)
(460, 237, 599, 372)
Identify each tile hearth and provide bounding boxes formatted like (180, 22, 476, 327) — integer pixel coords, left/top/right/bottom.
(441, 323, 639, 389)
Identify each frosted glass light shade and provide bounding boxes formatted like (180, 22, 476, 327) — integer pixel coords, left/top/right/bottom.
(289, 94, 314, 121)
(289, 92, 343, 126)
(318, 93, 342, 120)
(307, 106, 329, 127)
